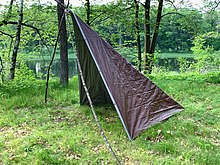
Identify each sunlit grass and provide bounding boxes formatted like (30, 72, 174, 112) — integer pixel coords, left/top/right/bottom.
(0, 75, 219, 164)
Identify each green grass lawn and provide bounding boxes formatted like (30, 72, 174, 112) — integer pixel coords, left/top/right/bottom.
(0, 75, 219, 164)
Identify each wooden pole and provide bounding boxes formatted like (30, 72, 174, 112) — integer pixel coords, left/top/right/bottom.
(45, 11, 65, 103)
(65, 8, 121, 165)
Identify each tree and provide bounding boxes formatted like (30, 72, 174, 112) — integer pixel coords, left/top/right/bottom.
(157, 7, 201, 52)
(0, 2, 59, 81)
(0, 0, 14, 82)
(134, 0, 142, 71)
(203, 0, 220, 13)
(57, 0, 68, 85)
(143, 0, 164, 73)
(85, 0, 91, 25)
(9, 0, 24, 80)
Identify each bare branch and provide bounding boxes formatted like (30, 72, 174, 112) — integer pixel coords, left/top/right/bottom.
(90, 11, 106, 25)
(0, 30, 14, 60)
(161, 12, 185, 18)
(0, 21, 51, 54)
(45, 9, 66, 103)
(165, 0, 178, 11)
(90, 6, 133, 25)
(208, 0, 220, 13)
(0, 56, 3, 75)
(6, 0, 14, 19)
(0, 0, 14, 25)
(0, 30, 13, 38)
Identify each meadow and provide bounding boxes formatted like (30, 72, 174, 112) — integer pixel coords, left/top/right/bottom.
(0, 73, 219, 164)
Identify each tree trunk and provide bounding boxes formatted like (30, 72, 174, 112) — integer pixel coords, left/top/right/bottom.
(0, 56, 3, 74)
(0, 56, 4, 83)
(150, 0, 163, 53)
(143, 0, 151, 73)
(134, 0, 142, 71)
(57, 0, 68, 86)
(143, 0, 164, 74)
(85, 0, 91, 25)
(9, 0, 23, 80)
(6, 0, 14, 20)
(148, 0, 163, 73)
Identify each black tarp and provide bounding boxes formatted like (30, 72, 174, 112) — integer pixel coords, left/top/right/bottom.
(72, 14, 183, 140)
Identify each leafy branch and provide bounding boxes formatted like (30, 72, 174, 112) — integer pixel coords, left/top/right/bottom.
(0, 21, 51, 54)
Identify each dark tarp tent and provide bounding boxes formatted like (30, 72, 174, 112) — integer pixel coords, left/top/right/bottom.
(72, 14, 183, 140)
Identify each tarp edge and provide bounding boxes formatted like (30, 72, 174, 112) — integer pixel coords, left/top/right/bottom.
(133, 108, 183, 140)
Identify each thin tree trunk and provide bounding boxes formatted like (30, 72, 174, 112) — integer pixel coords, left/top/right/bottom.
(45, 9, 65, 103)
(143, 0, 164, 74)
(134, 0, 142, 71)
(144, 0, 151, 72)
(6, 0, 14, 20)
(150, 0, 163, 53)
(1, 0, 14, 81)
(0, 56, 3, 83)
(0, 56, 3, 77)
(57, 0, 68, 85)
(85, 0, 91, 25)
(148, 0, 163, 73)
(9, 0, 23, 80)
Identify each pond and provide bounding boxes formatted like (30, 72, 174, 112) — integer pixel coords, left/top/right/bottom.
(26, 57, 195, 79)
(155, 57, 195, 72)
(26, 58, 78, 79)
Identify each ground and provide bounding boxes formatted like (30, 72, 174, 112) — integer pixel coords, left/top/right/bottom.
(0, 75, 219, 164)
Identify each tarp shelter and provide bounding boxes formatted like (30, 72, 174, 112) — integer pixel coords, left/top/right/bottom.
(72, 14, 183, 140)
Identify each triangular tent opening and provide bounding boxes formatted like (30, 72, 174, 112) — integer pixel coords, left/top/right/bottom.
(72, 14, 183, 140)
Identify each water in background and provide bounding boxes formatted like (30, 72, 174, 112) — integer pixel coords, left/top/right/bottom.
(26, 57, 195, 79)
(26, 58, 77, 79)
(155, 58, 195, 71)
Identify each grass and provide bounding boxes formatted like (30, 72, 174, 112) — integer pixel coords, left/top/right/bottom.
(0, 75, 219, 164)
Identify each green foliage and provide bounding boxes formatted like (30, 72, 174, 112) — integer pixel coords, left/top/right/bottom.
(158, 7, 200, 52)
(177, 57, 192, 73)
(1, 0, 220, 81)
(151, 71, 220, 84)
(191, 32, 220, 73)
(0, 49, 10, 83)
(0, 1, 59, 82)
(14, 54, 35, 82)
(154, 32, 220, 75)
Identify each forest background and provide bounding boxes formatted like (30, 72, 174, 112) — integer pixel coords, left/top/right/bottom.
(0, 0, 219, 82)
